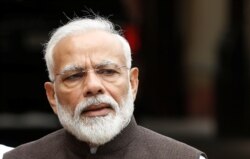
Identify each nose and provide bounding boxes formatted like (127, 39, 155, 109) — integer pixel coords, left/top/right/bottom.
(82, 70, 105, 97)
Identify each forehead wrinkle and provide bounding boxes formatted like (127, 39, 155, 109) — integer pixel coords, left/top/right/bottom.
(88, 54, 119, 67)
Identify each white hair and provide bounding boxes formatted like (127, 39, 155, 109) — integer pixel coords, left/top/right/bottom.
(44, 17, 132, 81)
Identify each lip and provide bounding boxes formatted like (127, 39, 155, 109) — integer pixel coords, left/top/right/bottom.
(82, 103, 113, 117)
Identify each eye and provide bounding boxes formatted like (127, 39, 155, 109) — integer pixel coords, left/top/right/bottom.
(96, 68, 119, 76)
(63, 72, 85, 81)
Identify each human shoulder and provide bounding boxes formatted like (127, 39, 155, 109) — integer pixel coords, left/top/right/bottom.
(135, 125, 206, 159)
(3, 129, 65, 159)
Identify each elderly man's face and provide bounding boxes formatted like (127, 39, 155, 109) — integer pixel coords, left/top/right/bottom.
(48, 30, 138, 115)
(44, 30, 139, 145)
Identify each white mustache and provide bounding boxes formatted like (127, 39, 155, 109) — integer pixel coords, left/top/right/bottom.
(74, 95, 120, 117)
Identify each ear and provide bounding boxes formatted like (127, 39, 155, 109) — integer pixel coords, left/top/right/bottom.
(129, 67, 139, 100)
(44, 82, 58, 114)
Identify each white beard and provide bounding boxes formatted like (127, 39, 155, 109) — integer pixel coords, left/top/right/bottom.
(55, 86, 134, 146)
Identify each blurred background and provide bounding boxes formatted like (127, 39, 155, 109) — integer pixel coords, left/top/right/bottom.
(1, 0, 250, 158)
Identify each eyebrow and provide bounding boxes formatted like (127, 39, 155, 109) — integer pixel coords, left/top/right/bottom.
(59, 65, 83, 75)
(95, 60, 118, 68)
(59, 61, 120, 74)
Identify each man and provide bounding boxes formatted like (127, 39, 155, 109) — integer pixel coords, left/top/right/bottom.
(3, 16, 207, 159)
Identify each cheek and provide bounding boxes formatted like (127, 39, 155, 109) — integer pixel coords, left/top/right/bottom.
(55, 87, 82, 110)
(106, 80, 129, 105)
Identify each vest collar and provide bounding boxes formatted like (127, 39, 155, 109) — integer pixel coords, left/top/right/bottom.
(64, 116, 138, 156)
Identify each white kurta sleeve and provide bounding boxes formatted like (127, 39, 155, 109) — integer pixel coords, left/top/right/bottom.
(0, 144, 13, 159)
(199, 155, 206, 159)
